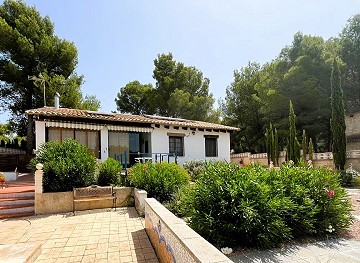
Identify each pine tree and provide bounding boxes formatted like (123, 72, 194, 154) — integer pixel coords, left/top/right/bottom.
(330, 59, 346, 170)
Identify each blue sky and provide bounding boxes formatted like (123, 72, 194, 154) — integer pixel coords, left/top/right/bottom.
(1, 0, 360, 122)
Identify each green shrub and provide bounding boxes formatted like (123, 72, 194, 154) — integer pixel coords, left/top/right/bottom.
(182, 162, 352, 249)
(339, 170, 354, 187)
(164, 184, 193, 217)
(183, 160, 206, 181)
(279, 162, 352, 237)
(127, 162, 190, 203)
(97, 158, 122, 186)
(30, 139, 97, 192)
(355, 176, 360, 188)
(340, 165, 359, 187)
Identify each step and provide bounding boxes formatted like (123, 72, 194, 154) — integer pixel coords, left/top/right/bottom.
(0, 197, 35, 206)
(0, 204, 34, 215)
(0, 211, 35, 219)
(0, 191, 35, 199)
(0, 186, 35, 194)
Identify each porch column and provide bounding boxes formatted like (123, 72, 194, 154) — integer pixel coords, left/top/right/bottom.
(35, 121, 46, 150)
(100, 126, 109, 161)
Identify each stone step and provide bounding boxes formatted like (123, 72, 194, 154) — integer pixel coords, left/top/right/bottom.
(0, 191, 35, 199)
(0, 197, 35, 206)
(0, 189, 35, 219)
(0, 203, 34, 215)
(0, 211, 35, 219)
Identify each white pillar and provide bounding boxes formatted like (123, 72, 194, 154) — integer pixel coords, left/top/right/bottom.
(35, 163, 43, 193)
(35, 121, 46, 150)
(100, 126, 109, 161)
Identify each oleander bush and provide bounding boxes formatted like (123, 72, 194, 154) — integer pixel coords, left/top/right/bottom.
(30, 139, 97, 192)
(181, 161, 352, 249)
(127, 162, 190, 203)
(164, 184, 193, 217)
(97, 158, 122, 186)
(183, 160, 206, 181)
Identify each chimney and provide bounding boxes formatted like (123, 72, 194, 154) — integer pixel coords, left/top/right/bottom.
(54, 92, 60, 109)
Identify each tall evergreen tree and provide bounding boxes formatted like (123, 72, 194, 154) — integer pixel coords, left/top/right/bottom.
(301, 130, 307, 160)
(274, 128, 279, 166)
(266, 123, 279, 165)
(330, 59, 347, 170)
(287, 101, 300, 163)
(309, 138, 314, 160)
(0, 0, 99, 152)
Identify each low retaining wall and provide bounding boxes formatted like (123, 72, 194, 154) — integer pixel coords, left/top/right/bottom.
(145, 198, 232, 263)
(35, 187, 140, 215)
(34, 164, 147, 215)
(230, 151, 359, 171)
(134, 188, 147, 216)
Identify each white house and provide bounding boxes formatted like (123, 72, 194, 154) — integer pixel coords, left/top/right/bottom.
(26, 106, 239, 166)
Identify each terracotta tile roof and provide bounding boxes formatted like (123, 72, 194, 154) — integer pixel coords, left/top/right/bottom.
(26, 107, 240, 131)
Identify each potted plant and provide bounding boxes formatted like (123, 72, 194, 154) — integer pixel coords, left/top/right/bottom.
(0, 172, 7, 188)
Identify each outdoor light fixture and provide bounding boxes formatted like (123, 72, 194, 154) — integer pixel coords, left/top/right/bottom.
(28, 75, 46, 106)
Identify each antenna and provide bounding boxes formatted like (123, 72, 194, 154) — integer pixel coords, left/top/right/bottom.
(28, 75, 46, 106)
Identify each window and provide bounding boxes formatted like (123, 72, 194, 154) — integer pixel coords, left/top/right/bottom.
(47, 128, 73, 142)
(108, 131, 129, 162)
(205, 136, 218, 157)
(169, 136, 184, 156)
(47, 127, 100, 158)
(75, 130, 100, 158)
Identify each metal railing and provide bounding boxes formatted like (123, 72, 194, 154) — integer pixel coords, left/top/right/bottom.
(113, 151, 178, 176)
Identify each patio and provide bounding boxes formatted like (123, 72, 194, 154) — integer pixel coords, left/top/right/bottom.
(0, 208, 159, 263)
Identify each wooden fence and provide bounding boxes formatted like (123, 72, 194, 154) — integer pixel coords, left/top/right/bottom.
(0, 154, 34, 172)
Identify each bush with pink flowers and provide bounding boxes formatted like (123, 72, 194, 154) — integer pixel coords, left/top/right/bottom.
(180, 161, 352, 248)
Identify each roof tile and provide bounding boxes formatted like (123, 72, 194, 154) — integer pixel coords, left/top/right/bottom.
(26, 107, 239, 131)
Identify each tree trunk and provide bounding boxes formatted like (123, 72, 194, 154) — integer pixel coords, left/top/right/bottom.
(26, 115, 34, 154)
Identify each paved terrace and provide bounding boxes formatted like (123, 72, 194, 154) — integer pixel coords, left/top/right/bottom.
(0, 208, 159, 263)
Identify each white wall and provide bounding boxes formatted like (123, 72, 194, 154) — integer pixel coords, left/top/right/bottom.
(35, 121, 46, 150)
(151, 125, 231, 165)
(34, 121, 231, 164)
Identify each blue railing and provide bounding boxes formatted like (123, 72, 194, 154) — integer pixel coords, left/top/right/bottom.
(114, 151, 178, 176)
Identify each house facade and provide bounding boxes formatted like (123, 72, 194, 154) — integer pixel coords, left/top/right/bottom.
(26, 107, 238, 165)
(346, 112, 360, 151)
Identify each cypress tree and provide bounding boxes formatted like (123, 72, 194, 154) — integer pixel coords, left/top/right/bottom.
(309, 138, 314, 160)
(287, 101, 300, 164)
(286, 138, 290, 162)
(266, 123, 280, 166)
(274, 128, 279, 166)
(302, 130, 307, 160)
(266, 123, 275, 165)
(271, 126, 275, 164)
(266, 126, 271, 164)
(330, 59, 346, 170)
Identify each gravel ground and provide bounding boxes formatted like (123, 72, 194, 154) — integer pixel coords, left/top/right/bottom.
(343, 190, 360, 241)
